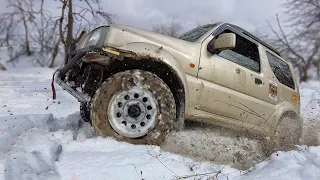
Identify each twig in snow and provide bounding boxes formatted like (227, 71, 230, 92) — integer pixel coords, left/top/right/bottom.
(147, 151, 179, 177)
(174, 166, 227, 180)
(133, 164, 144, 180)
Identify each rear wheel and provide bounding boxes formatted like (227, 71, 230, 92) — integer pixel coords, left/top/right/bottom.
(273, 114, 302, 151)
(264, 112, 302, 156)
(91, 70, 176, 145)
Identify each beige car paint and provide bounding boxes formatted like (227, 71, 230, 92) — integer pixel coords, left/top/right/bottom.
(100, 23, 301, 137)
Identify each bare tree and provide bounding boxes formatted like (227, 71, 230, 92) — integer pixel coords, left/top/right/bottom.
(0, 0, 37, 62)
(0, 0, 60, 66)
(268, 0, 320, 81)
(29, 0, 62, 67)
(0, 0, 113, 67)
(56, 0, 113, 65)
(153, 20, 182, 37)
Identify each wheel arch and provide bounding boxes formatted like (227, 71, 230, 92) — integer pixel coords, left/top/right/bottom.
(267, 102, 302, 135)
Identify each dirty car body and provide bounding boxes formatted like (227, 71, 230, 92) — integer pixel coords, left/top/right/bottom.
(56, 22, 302, 148)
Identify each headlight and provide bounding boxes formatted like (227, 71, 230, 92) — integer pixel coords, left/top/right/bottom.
(76, 26, 109, 49)
(86, 28, 102, 46)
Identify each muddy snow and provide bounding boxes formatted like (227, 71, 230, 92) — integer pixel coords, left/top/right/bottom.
(0, 67, 320, 180)
(162, 122, 266, 170)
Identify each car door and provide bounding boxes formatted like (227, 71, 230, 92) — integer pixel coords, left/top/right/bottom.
(196, 25, 275, 127)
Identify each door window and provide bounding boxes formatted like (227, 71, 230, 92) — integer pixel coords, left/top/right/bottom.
(216, 32, 260, 73)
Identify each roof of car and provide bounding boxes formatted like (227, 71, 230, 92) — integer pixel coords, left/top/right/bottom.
(216, 22, 281, 57)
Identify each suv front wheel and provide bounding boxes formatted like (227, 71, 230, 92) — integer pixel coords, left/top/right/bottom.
(91, 70, 176, 145)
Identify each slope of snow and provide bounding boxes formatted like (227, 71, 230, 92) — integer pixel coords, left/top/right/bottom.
(0, 67, 320, 180)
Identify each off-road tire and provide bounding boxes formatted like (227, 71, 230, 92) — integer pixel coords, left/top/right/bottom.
(264, 113, 302, 156)
(91, 70, 176, 145)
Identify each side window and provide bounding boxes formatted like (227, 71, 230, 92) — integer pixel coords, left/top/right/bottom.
(216, 32, 260, 73)
(266, 52, 295, 89)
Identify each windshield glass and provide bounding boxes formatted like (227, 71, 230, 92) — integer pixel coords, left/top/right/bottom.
(178, 24, 219, 42)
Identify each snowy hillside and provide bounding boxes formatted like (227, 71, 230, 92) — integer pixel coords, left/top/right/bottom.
(0, 67, 319, 180)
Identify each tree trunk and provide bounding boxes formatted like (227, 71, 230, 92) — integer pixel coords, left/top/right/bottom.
(300, 67, 308, 82)
(64, 0, 74, 65)
(49, 40, 60, 68)
(39, 0, 45, 53)
(21, 14, 31, 56)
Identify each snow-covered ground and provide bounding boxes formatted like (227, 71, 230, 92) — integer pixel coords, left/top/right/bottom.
(0, 67, 78, 118)
(0, 67, 320, 180)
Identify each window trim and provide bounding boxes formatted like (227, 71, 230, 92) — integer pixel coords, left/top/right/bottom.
(212, 24, 259, 47)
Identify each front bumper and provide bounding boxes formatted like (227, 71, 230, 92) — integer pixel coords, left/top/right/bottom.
(54, 44, 142, 102)
(55, 45, 106, 102)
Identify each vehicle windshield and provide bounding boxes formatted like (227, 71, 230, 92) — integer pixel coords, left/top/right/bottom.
(178, 23, 219, 42)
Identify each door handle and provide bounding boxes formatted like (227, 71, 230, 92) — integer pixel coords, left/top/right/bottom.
(255, 78, 262, 85)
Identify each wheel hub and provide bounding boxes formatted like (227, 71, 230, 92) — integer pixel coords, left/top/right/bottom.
(128, 105, 141, 118)
(108, 88, 158, 138)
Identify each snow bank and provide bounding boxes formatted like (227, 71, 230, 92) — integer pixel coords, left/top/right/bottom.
(241, 146, 320, 180)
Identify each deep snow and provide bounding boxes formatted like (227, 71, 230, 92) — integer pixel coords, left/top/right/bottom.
(0, 67, 320, 180)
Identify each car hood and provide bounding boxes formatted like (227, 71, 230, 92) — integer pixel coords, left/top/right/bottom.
(104, 24, 200, 60)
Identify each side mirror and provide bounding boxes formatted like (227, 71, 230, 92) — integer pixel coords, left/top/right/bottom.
(208, 33, 236, 53)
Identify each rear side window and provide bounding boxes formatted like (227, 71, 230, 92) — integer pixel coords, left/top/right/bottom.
(266, 52, 295, 89)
